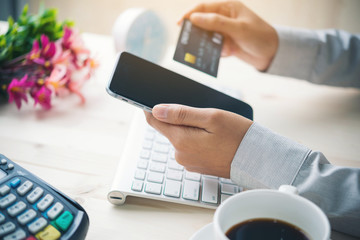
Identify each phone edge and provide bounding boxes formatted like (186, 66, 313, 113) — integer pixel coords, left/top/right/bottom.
(105, 52, 152, 113)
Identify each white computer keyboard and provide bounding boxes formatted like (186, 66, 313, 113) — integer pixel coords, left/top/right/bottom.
(108, 110, 242, 209)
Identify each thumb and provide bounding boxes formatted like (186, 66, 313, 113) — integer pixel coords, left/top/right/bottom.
(152, 104, 211, 128)
(189, 12, 237, 35)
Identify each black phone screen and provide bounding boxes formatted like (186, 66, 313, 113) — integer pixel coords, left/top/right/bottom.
(108, 52, 253, 120)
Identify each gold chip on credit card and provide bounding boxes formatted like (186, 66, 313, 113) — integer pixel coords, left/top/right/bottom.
(184, 53, 196, 64)
(174, 19, 223, 77)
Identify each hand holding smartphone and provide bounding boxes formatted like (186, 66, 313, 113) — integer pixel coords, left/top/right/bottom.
(106, 52, 253, 120)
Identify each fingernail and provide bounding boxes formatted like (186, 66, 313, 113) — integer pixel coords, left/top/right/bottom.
(153, 105, 169, 119)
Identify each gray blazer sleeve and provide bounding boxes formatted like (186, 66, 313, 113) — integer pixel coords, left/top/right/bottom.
(267, 26, 360, 88)
(230, 123, 360, 237)
(230, 27, 360, 237)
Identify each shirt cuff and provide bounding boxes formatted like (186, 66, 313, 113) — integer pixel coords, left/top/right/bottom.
(266, 26, 320, 81)
(230, 122, 310, 189)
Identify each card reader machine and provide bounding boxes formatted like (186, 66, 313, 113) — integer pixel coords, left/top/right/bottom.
(0, 154, 89, 240)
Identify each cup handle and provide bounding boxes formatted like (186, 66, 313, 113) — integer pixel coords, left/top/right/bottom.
(278, 185, 299, 195)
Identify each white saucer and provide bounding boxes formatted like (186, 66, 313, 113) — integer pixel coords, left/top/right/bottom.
(190, 223, 215, 240)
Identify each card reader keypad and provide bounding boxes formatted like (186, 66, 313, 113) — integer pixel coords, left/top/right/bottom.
(0, 176, 74, 239)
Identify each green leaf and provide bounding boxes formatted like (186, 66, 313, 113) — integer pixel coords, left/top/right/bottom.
(0, 4, 74, 65)
(7, 16, 14, 28)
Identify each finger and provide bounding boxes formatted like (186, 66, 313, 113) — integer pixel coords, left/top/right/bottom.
(145, 109, 206, 149)
(189, 12, 237, 35)
(145, 110, 180, 139)
(220, 36, 253, 61)
(178, 1, 227, 24)
(221, 37, 235, 57)
(152, 104, 214, 129)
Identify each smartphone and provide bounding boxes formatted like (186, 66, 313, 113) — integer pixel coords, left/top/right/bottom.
(106, 52, 253, 120)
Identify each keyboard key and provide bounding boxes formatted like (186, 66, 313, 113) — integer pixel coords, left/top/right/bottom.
(147, 172, 164, 183)
(185, 171, 201, 182)
(164, 180, 181, 198)
(202, 177, 218, 204)
(221, 183, 240, 195)
(0, 193, 16, 208)
(0, 222, 16, 237)
(37, 194, 54, 212)
(145, 182, 162, 195)
(166, 169, 183, 181)
(167, 160, 184, 171)
(151, 152, 168, 163)
(221, 194, 232, 203)
(134, 169, 146, 180)
(220, 178, 236, 184)
(55, 211, 73, 231)
(153, 143, 169, 153)
(137, 159, 149, 170)
(4, 229, 26, 240)
(17, 209, 37, 225)
(25, 236, 37, 240)
(131, 180, 143, 192)
(35, 225, 61, 240)
(27, 187, 44, 204)
(142, 140, 153, 149)
(155, 135, 169, 144)
(0, 213, 5, 224)
(0, 185, 10, 196)
(182, 180, 200, 201)
(29, 217, 47, 234)
(145, 131, 155, 140)
(7, 201, 27, 217)
(203, 175, 218, 179)
(140, 149, 151, 159)
(17, 180, 33, 196)
(10, 178, 21, 188)
(47, 202, 64, 220)
(169, 149, 175, 160)
(149, 162, 166, 173)
(147, 126, 156, 133)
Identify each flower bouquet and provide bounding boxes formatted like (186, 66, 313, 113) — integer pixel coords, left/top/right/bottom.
(0, 5, 97, 110)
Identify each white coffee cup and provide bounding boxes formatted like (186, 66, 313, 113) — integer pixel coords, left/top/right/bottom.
(213, 185, 330, 240)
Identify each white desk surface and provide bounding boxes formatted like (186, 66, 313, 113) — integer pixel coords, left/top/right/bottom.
(0, 33, 359, 240)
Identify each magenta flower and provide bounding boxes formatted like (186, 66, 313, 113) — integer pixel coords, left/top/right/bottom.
(7, 75, 33, 109)
(62, 27, 73, 50)
(33, 86, 52, 110)
(28, 34, 56, 68)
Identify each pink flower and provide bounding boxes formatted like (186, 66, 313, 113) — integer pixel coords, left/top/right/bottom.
(45, 64, 70, 96)
(52, 41, 71, 65)
(5, 26, 97, 111)
(28, 35, 56, 68)
(62, 27, 90, 55)
(33, 86, 52, 110)
(68, 81, 85, 104)
(7, 75, 33, 109)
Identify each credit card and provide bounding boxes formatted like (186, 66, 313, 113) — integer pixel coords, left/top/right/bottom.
(173, 19, 223, 77)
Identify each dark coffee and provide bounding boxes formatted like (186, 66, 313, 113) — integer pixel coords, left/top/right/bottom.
(225, 218, 310, 240)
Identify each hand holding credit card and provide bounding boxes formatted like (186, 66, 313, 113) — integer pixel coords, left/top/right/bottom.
(173, 19, 223, 77)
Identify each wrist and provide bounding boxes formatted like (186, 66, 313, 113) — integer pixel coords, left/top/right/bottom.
(258, 26, 279, 71)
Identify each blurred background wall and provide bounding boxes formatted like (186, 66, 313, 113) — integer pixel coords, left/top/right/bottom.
(2, 0, 360, 44)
